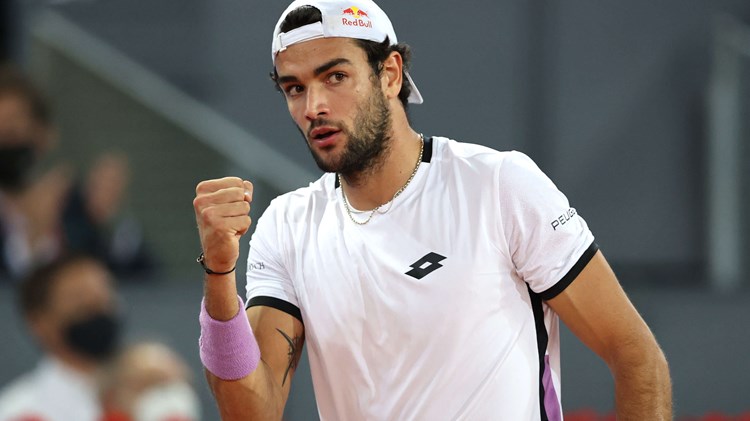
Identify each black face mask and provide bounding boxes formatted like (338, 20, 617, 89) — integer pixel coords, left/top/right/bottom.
(0, 144, 36, 191)
(63, 312, 121, 361)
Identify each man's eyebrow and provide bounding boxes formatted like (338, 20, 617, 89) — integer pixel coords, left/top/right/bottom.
(314, 58, 352, 76)
(276, 75, 300, 86)
(276, 58, 352, 86)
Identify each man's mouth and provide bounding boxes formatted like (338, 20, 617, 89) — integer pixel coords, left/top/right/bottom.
(314, 131, 337, 140)
(309, 127, 341, 144)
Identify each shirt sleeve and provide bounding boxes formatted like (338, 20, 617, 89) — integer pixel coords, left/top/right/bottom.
(245, 199, 302, 322)
(498, 151, 597, 299)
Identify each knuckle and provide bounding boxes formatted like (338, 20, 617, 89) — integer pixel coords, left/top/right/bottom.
(200, 207, 215, 222)
(196, 180, 209, 194)
(233, 187, 245, 201)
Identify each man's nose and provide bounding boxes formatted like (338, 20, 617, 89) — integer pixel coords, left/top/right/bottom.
(304, 85, 329, 121)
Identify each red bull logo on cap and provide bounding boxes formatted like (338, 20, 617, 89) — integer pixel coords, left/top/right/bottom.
(341, 6, 373, 28)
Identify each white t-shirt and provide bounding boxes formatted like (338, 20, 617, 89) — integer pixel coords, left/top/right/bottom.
(246, 136, 595, 420)
(0, 357, 102, 421)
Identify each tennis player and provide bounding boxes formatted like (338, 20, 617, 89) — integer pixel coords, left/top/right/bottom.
(193, 0, 672, 419)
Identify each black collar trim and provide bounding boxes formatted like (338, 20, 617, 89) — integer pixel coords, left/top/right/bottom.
(421, 136, 433, 163)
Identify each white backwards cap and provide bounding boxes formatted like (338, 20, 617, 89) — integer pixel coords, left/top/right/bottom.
(271, 0, 423, 104)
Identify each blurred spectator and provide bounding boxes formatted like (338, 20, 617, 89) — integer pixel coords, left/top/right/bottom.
(99, 341, 200, 421)
(62, 151, 156, 278)
(0, 63, 71, 279)
(0, 64, 155, 281)
(0, 254, 122, 421)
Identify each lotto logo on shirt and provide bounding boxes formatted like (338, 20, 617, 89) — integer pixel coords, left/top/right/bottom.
(342, 7, 373, 27)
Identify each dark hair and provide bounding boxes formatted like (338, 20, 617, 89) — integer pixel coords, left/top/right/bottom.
(271, 6, 413, 110)
(0, 64, 52, 126)
(18, 254, 102, 318)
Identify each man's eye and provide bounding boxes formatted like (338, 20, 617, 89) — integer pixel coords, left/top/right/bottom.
(329, 72, 346, 83)
(285, 85, 304, 96)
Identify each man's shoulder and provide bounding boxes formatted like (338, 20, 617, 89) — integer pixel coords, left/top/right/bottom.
(275, 172, 333, 204)
(431, 136, 531, 173)
(264, 173, 335, 220)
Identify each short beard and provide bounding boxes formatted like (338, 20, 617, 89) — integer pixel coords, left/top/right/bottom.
(303, 83, 392, 183)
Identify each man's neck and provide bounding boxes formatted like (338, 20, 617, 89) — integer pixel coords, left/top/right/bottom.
(339, 123, 423, 211)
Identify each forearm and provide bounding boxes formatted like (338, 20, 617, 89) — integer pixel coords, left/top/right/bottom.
(195, 177, 288, 418)
(611, 344, 672, 420)
(201, 278, 285, 419)
(207, 363, 284, 421)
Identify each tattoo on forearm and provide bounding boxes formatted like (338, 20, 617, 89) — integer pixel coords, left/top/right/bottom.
(276, 328, 303, 387)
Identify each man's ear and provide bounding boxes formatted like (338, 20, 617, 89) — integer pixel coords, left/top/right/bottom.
(381, 51, 403, 100)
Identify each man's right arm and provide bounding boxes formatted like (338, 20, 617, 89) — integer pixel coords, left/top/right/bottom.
(205, 297, 304, 420)
(194, 177, 304, 420)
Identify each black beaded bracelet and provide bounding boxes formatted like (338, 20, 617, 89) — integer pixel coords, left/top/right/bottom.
(197, 252, 236, 275)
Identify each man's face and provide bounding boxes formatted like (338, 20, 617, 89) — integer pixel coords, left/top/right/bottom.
(275, 37, 393, 176)
(31, 260, 120, 366)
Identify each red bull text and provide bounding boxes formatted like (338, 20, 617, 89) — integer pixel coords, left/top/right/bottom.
(342, 17, 373, 27)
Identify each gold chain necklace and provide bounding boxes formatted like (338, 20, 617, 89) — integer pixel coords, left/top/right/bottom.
(339, 134, 425, 225)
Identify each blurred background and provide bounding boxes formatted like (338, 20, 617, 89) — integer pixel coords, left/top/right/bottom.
(0, 0, 749, 419)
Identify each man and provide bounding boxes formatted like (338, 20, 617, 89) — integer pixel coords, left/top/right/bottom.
(193, 0, 672, 419)
(0, 255, 122, 421)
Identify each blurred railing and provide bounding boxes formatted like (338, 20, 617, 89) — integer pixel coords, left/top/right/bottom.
(707, 14, 750, 292)
(27, 10, 317, 277)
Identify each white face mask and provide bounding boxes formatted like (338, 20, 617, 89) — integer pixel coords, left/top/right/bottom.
(132, 382, 201, 421)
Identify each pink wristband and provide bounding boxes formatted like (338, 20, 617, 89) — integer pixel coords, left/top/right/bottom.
(199, 295, 260, 380)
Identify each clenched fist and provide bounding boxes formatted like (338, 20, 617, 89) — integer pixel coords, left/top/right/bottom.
(193, 177, 253, 274)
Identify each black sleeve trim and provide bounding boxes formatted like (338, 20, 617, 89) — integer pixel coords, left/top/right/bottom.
(538, 241, 599, 301)
(246, 296, 304, 324)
